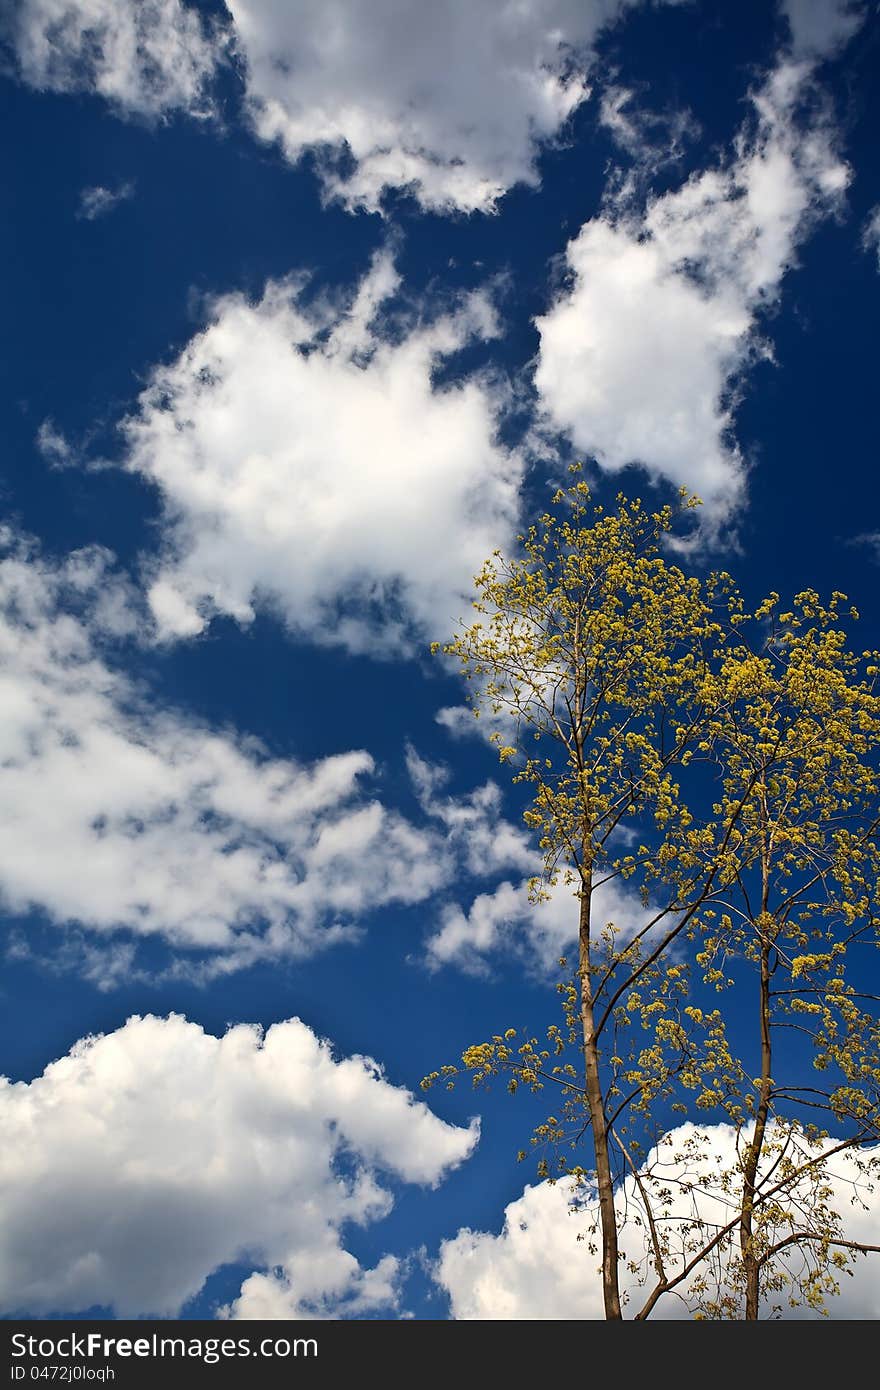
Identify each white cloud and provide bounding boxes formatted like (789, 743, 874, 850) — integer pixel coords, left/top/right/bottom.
(780, 0, 865, 60)
(406, 745, 535, 881)
(426, 873, 646, 974)
(6, 1, 695, 212)
(598, 83, 698, 164)
(863, 206, 880, 270)
(534, 58, 850, 526)
(0, 540, 567, 977)
(437, 1122, 880, 1319)
(434, 704, 485, 740)
(405, 744, 650, 975)
(35, 418, 75, 468)
(404, 745, 619, 974)
(123, 252, 522, 655)
(434, 701, 520, 758)
(851, 531, 880, 563)
(0, 1013, 477, 1317)
(226, 0, 686, 214)
(7, 3, 859, 220)
(0, 533, 450, 969)
(5, 0, 220, 119)
(427, 879, 573, 973)
(76, 180, 135, 220)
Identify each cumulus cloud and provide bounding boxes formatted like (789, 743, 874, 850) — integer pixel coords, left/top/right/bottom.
(0, 532, 449, 969)
(534, 58, 850, 526)
(0, 1013, 477, 1317)
(7, 3, 858, 219)
(437, 1123, 880, 1319)
(5, 1, 697, 212)
(122, 251, 521, 654)
(226, 0, 688, 213)
(76, 180, 135, 220)
(4, 0, 220, 119)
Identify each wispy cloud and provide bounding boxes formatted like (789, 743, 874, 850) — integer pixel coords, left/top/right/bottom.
(848, 529, 880, 561)
(0, 532, 452, 969)
(34, 418, 76, 467)
(863, 206, 880, 270)
(76, 180, 135, 221)
(7, 0, 220, 119)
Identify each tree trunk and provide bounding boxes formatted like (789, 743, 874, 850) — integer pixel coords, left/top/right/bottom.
(740, 937, 772, 1319)
(579, 880, 622, 1319)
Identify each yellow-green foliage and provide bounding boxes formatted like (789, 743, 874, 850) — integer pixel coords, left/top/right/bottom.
(432, 473, 715, 892)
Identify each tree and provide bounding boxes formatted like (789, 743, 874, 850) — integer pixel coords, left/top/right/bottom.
(672, 583, 880, 1317)
(423, 476, 880, 1319)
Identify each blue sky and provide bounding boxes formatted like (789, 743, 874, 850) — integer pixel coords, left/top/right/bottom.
(1, 0, 880, 1320)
